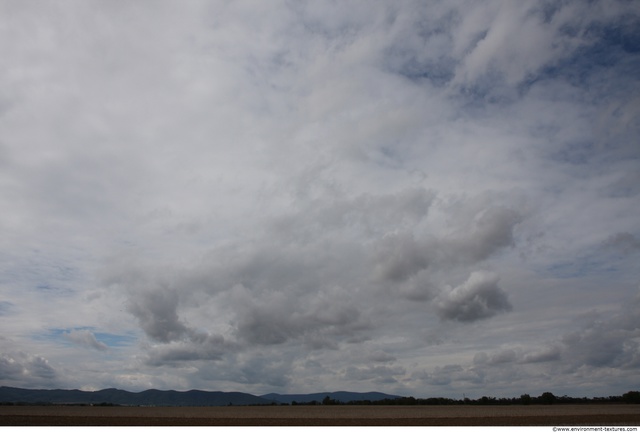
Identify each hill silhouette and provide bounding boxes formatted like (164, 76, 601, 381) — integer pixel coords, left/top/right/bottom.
(0, 387, 400, 407)
(0, 386, 269, 406)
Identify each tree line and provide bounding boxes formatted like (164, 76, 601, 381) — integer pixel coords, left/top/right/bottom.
(289, 391, 640, 406)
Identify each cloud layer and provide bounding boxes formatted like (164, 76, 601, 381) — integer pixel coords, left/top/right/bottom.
(1, 0, 639, 398)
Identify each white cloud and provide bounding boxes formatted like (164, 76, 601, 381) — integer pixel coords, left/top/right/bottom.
(64, 329, 108, 352)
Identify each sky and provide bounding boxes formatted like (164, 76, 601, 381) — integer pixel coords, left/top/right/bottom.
(1, 0, 639, 400)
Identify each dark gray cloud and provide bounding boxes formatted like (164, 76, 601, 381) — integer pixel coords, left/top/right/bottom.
(0, 351, 56, 384)
(436, 271, 512, 322)
(0, 353, 25, 379)
(127, 289, 189, 344)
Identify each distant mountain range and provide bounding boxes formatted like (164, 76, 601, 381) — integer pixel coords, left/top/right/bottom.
(0, 386, 401, 406)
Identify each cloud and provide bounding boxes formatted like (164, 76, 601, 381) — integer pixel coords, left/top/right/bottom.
(0, 0, 639, 397)
(0, 351, 56, 384)
(559, 299, 640, 369)
(271, 187, 436, 243)
(64, 329, 108, 352)
(521, 346, 562, 364)
(369, 351, 397, 364)
(441, 205, 522, 264)
(412, 364, 484, 387)
(436, 271, 512, 322)
(452, 2, 558, 87)
(372, 232, 430, 283)
(344, 365, 406, 384)
(450, 0, 640, 94)
(439, 291, 640, 395)
(145, 333, 230, 366)
(0, 301, 13, 315)
(473, 349, 518, 366)
(234, 284, 371, 347)
(127, 289, 189, 344)
(472, 345, 563, 367)
(231, 353, 294, 389)
(603, 232, 640, 255)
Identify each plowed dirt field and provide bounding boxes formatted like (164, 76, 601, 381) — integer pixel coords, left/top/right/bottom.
(2, 404, 639, 426)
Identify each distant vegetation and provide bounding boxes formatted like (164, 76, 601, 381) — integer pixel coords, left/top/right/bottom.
(292, 391, 640, 406)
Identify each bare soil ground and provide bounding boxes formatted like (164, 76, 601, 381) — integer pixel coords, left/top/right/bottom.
(1, 404, 639, 426)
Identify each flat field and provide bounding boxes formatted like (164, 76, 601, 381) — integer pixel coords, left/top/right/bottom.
(1, 404, 640, 426)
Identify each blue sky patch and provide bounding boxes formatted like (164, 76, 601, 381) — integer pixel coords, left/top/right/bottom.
(38, 327, 135, 348)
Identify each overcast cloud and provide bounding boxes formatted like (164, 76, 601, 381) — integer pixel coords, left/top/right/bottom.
(1, 0, 639, 398)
